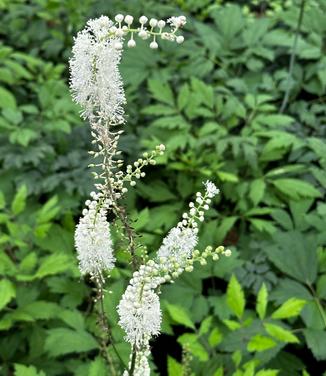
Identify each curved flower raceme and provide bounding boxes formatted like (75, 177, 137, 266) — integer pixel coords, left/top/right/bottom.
(69, 16, 126, 123)
(74, 194, 115, 278)
(118, 181, 230, 375)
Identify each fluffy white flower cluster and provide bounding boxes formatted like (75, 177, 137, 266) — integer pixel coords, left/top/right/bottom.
(117, 262, 163, 347)
(74, 194, 115, 278)
(157, 227, 198, 263)
(69, 16, 126, 123)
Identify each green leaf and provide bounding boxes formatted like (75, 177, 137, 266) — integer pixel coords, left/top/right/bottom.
(249, 218, 276, 234)
(264, 323, 299, 343)
(14, 364, 45, 376)
(256, 283, 268, 320)
(137, 181, 176, 202)
(148, 79, 174, 106)
(272, 179, 321, 200)
(256, 114, 294, 127)
(213, 367, 224, 376)
(45, 328, 98, 357)
(255, 371, 279, 376)
(208, 327, 223, 346)
(165, 302, 195, 329)
(0, 279, 16, 311)
(265, 231, 317, 284)
(177, 83, 190, 111)
(249, 179, 266, 205)
(35, 254, 71, 279)
(36, 196, 59, 224)
(19, 301, 60, 320)
(167, 356, 183, 376)
(178, 333, 208, 361)
(0, 87, 17, 109)
(272, 298, 306, 320)
(223, 319, 241, 330)
(304, 329, 326, 360)
(11, 185, 27, 215)
(215, 216, 238, 243)
(199, 316, 212, 336)
(89, 357, 107, 376)
(247, 335, 277, 352)
(227, 275, 245, 319)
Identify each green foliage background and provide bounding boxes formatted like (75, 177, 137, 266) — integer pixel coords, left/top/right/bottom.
(0, 0, 326, 375)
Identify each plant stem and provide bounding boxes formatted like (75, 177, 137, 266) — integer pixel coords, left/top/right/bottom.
(95, 279, 128, 371)
(279, 0, 306, 113)
(306, 283, 326, 329)
(129, 347, 137, 376)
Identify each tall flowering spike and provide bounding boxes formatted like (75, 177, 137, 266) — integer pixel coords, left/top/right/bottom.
(69, 16, 126, 123)
(157, 180, 219, 263)
(75, 196, 115, 278)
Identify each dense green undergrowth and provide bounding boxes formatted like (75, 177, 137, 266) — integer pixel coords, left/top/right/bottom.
(0, 0, 325, 375)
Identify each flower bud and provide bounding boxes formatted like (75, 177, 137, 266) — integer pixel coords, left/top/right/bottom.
(115, 14, 124, 23)
(127, 39, 136, 48)
(124, 15, 133, 25)
(139, 15, 148, 24)
(150, 41, 158, 49)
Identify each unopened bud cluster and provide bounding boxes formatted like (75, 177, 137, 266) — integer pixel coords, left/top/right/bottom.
(110, 14, 186, 50)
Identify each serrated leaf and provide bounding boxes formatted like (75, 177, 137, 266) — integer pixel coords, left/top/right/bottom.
(165, 302, 195, 329)
(45, 328, 98, 357)
(227, 275, 245, 319)
(177, 83, 190, 111)
(148, 79, 174, 106)
(304, 329, 326, 360)
(14, 364, 45, 376)
(249, 218, 276, 234)
(0, 279, 16, 311)
(36, 196, 59, 224)
(272, 298, 306, 319)
(247, 335, 277, 352)
(272, 179, 321, 200)
(89, 357, 107, 376)
(11, 185, 27, 215)
(35, 254, 71, 279)
(256, 283, 268, 320)
(264, 323, 299, 343)
(249, 179, 266, 205)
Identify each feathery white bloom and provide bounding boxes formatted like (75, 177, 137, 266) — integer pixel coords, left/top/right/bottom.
(69, 16, 126, 123)
(75, 199, 115, 277)
(204, 180, 219, 198)
(118, 287, 161, 347)
(157, 227, 198, 262)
